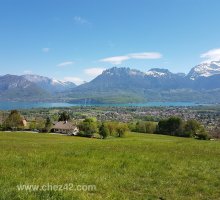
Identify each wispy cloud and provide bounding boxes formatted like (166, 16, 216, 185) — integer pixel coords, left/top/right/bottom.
(201, 48, 220, 63)
(42, 48, 50, 53)
(63, 77, 84, 85)
(73, 16, 89, 25)
(100, 52, 162, 65)
(84, 67, 106, 76)
(57, 61, 74, 67)
(128, 52, 162, 59)
(100, 56, 130, 65)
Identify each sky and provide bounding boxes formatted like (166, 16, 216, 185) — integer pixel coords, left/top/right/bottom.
(0, 0, 220, 84)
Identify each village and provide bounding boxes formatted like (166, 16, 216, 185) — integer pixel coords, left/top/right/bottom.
(0, 105, 219, 139)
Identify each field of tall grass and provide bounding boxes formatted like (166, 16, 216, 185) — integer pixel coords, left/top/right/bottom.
(0, 132, 220, 200)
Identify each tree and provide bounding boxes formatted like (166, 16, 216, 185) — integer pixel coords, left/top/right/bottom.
(44, 117, 52, 132)
(135, 121, 157, 133)
(184, 119, 201, 137)
(58, 111, 70, 121)
(99, 122, 109, 139)
(157, 117, 184, 136)
(78, 118, 98, 137)
(116, 123, 128, 137)
(105, 121, 118, 136)
(145, 121, 157, 134)
(3, 110, 24, 131)
(136, 121, 146, 133)
(194, 125, 209, 140)
(35, 118, 45, 132)
(29, 121, 37, 130)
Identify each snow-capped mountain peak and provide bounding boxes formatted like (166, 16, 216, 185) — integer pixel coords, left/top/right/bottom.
(188, 60, 220, 80)
(22, 74, 76, 93)
(145, 68, 171, 77)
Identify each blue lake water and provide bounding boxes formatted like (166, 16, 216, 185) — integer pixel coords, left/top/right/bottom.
(0, 101, 207, 110)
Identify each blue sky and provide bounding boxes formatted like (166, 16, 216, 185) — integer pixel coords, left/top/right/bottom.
(0, 0, 220, 84)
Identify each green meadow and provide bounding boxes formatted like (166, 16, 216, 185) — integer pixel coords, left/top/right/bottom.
(0, 132, 220, 200)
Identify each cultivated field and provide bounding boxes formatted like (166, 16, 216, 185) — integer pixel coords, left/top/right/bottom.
(0, 132, 220, 200)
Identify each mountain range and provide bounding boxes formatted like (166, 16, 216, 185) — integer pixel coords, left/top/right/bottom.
(1, 61, 220, 103)
(0, 74, 76, 101)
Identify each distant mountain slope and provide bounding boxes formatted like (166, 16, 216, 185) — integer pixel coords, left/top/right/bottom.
(0, 75, 50, 100)
(22, 74, 76, 93)
(68, 63, 220, 103)
(1, 61, 220, 103)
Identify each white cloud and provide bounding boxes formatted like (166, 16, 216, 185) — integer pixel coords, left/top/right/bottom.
(201, 48, 220, 63)
(57, 61, 74, 67)
(42, 48, 50, 53)
(63, 77, 84, 85)
(100, 56, 130, 65)
(84, 67, 106, 76)
(100, 52, 162, 65)
(128, 52, 162, 59)
(74, 16, 89, 24)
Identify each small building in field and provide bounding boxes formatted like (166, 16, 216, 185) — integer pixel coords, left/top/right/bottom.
(52, 121, 79, 135)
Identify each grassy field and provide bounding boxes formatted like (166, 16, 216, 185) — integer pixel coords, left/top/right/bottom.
(0, 132, 220, 200)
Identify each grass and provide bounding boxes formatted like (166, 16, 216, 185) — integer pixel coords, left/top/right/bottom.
(0, 132, 220, 200)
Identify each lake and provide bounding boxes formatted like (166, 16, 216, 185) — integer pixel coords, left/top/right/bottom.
(0, 101, 207, 110)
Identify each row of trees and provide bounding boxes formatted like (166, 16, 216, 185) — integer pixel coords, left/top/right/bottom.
(129, 121, 157, 134)
(78, 118, 128, 139)
(156, 117, 209, 139)
(126, 117, 209, 140)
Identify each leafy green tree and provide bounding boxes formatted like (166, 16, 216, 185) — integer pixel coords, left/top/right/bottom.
(136, 121, 146, 133)
(29, 121, 37, 130)
(105, 121, 118, 136)
(78, 118, 98, 137)
(58, 111, 70, 121)
(144, 115, 155, 121)
(44, 117, 52, 132)
(99, 122, 109, 139)
(157, 117, 184, 136)
(116, 123, 128, 137)
(128, 122, 136, 132)
(184, 119, 201, 137)
(194, 125, 209, 140)
(3, 110, 24, 131)
(35, 118, 45, 132)
(145, 121, 157, 133)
